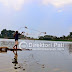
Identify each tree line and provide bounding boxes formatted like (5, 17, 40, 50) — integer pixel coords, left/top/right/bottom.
(39, 32, 72, 41)
(0, 29, 72, 41)
(0, 29, 34, 39)
(0, 29, 24, 39)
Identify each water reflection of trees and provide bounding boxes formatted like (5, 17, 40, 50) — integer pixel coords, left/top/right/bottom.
(69, 44, 72, 54)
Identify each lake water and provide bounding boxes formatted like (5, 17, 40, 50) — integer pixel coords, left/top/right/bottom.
(0, 39, 72, 72)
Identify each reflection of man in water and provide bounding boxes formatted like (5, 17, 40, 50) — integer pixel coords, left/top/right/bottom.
(13, 31, 24, 49)
(12, 51, 18, 66)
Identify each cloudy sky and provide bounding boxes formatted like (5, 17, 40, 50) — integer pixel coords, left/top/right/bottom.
(0, 0, 72, 37)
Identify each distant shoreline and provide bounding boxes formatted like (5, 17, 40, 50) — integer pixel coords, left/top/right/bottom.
(0, 38, 72, 42)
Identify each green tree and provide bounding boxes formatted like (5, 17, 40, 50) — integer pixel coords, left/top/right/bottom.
(1, 29, 15, 38)
(1, 29, 7, 38)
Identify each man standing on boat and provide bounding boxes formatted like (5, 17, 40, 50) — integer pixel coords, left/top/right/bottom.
(13, 31, 24, 49)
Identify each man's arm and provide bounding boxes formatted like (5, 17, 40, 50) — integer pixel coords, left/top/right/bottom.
(18, 32, 25, 35)
(21, 32, 25, 35)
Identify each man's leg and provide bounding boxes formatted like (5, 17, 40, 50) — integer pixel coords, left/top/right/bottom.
(13, 45, 16, 49)
(15, 40, 18, 49)
(16, 45, 17, 49)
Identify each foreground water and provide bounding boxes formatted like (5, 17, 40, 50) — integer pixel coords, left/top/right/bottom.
(0, 39, 72, 72)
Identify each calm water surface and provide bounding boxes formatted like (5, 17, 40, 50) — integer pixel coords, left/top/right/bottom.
(0, 39, 72, 72)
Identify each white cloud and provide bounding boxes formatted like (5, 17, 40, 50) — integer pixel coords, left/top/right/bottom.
(57, 9, 64, 13)
(42, 0, 72, 8)
(0, 0, 25, 10)
(0, 0, 72, 11)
